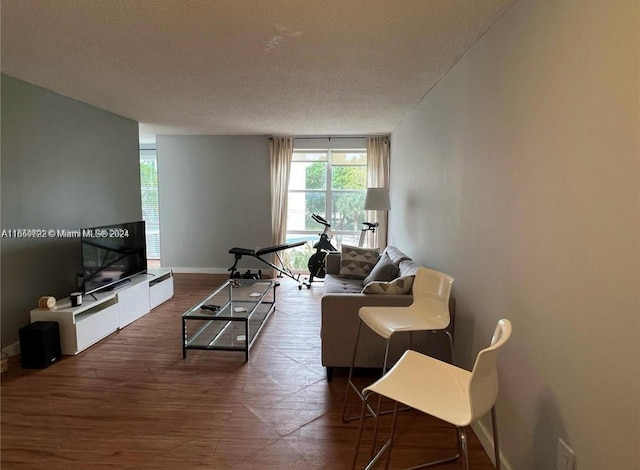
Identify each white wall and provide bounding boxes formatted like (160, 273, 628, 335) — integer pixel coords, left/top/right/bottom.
(1, 75, 141, 348)
(389, 0, 639, 469)
(293, 137, 366, 150)
(157, 135, 271, 272)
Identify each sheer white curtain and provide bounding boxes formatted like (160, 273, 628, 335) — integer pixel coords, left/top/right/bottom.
(366, 135, 390, 248)
(270, 137, 294, 247)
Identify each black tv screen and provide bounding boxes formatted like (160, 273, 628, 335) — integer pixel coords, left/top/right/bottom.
(81, 221, 148, 294)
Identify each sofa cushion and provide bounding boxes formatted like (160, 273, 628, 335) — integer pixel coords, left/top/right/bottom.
(362, 275, 415, 295)
(399, 259, 422, 277)
(323, 274, 364, 294)
(383, 246, 412, 265)
(339, 245, 380, 279)
(363, 252, 400, 285)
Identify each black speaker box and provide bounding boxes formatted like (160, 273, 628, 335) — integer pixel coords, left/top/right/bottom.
(19, 321, 61, 369)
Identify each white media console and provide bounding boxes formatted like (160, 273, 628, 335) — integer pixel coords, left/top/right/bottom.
(30, 268, 174, 355)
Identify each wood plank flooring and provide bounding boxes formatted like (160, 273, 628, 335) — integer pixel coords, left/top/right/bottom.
(1, 274, 495, 469)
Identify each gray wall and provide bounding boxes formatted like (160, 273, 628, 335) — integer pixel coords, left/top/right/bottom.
(1, 75, 141, 348)
(157, 135, 271, 272)
(389, 0, 638, 469)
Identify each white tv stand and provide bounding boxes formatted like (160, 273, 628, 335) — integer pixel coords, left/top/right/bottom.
(30, 268, 174, 355)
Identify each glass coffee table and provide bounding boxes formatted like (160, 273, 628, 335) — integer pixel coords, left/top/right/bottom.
(181, 279, 278, 361)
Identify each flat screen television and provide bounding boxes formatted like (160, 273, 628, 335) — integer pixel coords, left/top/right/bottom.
(81, 221, 148, 294)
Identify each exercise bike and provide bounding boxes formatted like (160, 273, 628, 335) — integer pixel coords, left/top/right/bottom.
(306, 213, 337, 285)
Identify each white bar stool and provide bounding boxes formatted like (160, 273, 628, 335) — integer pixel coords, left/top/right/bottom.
(352, 319, 512, 470)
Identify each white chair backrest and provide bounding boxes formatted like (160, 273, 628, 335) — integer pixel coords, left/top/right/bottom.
(468, 319, 512, 421)
(411, 267, 454, 320)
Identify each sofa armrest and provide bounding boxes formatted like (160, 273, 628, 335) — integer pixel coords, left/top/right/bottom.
(325, 251, 342, 275)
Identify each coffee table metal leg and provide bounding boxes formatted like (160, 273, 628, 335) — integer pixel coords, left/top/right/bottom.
(245, 319, 250, 361)
(182, 317, 187, 358)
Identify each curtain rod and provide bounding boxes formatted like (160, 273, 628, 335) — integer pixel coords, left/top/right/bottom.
(269, 135, 389, 141)
(294, 136, 366, 140)
(269, 136, 367, 141)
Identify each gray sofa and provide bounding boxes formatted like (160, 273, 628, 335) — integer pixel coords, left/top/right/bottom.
(320, 246, 455, 381)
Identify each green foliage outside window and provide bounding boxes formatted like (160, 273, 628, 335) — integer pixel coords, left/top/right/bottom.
(304, 191, 326, 230)
(304, 162, 366, 230)
(140, 160, 158, 210)
(332, 165, 366, 190)
(304, 162, 326, 190)
(140, 158, 161, 259)
(331, 192, 366, 231)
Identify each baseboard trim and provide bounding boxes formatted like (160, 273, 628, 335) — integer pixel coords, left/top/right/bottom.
(2, 342, 21, 357)
(471, 420, 512, 470)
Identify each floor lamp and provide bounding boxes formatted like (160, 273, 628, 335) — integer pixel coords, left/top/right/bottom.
(358, 187, 390, 247)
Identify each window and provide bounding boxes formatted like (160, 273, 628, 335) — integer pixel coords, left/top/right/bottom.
(285, 149, 367, 269)
(140, 146, 160, 260)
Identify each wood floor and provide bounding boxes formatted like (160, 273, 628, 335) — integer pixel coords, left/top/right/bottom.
(1, 274, 495, 469)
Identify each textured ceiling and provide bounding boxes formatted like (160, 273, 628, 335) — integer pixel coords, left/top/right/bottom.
(1, 0, 515, 139)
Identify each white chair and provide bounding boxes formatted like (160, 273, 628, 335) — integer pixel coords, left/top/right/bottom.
(352, 319, 512, 470)
(342, 267, 455, 423)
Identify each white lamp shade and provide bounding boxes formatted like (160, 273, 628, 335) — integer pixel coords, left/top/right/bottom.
(364, 187, 390, 211)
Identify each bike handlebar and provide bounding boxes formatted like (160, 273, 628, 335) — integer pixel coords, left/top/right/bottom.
(312, 213, 330, 226)
(362, 222, 379, 228)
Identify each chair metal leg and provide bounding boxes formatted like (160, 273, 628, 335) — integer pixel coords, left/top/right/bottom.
(369, 337, 392, 455)
(444, 330, 455, 363)
(360, 393, 396, 470)
(370, 393, 384, 459)
(343, 321, 364, 423)
(398, 419, 462, 470)
(344, 327, 398, 424)
(361, 401, 462, 470)
(382, 335, 392, 374)
(386, 401, 400, 469)
(492, 406, 501, 470)
(352, 388, 370, 470)
(459, 427, 469, 470)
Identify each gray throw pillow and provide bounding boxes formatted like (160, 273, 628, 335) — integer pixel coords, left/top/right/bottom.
(363, 252, 399, 285)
